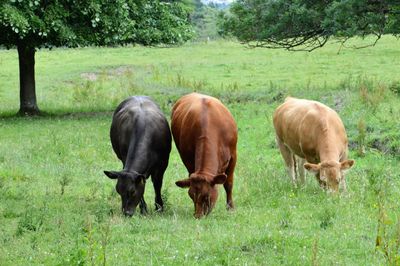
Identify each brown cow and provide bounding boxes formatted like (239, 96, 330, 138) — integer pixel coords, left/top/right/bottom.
(171, 93, 238, 218)
(273, 97, 354, 192)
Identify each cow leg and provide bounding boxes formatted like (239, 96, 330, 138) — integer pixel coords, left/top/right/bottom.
(224, 153, 237, 210)
(151, 165, 166, 212)
(297, 157, 306, 185)
(276, 138, 296, 184)
(139, 197, 148, 215)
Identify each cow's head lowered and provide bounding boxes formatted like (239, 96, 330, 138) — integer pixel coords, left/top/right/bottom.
(104, 170, 145, 217)
(304, 160, 354, 193)
(176, 173, 227, 218)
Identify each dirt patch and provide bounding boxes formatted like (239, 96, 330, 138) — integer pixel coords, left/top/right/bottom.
(80, 66, 133, 81)
(370, 138, 399, 156)
(80, 72, 98, 81)
(112, 66, 133, 76)
(349, 138, 399, 157)
(319, 94, 346, 113)
(268, 91, 285, 104)
(348, 140, 358, 150)
(333, 95, 345, 112)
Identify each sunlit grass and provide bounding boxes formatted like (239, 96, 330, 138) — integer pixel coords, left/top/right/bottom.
(0, 37, 399, 265)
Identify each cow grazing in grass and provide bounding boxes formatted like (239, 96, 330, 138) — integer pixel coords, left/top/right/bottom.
(171, 93, 238, 218)
(104, 96, 171, 216)
(273, 97, 354, 192)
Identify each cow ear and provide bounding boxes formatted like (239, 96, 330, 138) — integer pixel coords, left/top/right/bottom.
(104, 171, 120, 179)
(211, 174, 227, 186)
(341, 160, 354, 171)
(175, 179, 191, 188)
(304, 163, 320, 174)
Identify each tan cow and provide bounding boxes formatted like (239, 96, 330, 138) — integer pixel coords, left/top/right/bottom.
(273, 97, 354, 192)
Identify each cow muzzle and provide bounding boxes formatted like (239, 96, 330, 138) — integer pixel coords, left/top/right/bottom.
(194, 204, 212, 219)
(123, 208, 135, 217)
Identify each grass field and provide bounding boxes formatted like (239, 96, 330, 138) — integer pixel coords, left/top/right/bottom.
(0, 36, 399, 265)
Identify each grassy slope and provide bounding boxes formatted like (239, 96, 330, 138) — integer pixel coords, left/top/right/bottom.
(0, 37, 399, 265)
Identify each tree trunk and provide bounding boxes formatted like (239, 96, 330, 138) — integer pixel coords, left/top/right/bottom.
(17, 44, 40, 116)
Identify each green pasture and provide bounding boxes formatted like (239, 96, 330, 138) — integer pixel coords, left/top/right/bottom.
(0, 37, 399, 265)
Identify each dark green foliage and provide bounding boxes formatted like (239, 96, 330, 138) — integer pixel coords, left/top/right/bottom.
(0, 0, 193, 48)
(220, 0, 400, 50)
(389, 81, 400, 95)
(130, 1, 195, 45)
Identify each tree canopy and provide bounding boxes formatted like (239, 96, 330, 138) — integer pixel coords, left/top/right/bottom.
(219, 0, 400, 51)
(0, 0, 193, 115)
(0, 0, 193, 48)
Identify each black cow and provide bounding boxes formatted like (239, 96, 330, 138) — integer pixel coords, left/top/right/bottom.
(104, 96, 172, 216)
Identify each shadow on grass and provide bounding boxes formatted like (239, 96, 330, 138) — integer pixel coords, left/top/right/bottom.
(0, 110, 114, 121)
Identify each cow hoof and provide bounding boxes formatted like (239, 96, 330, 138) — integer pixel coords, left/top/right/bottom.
(155, 204, 164, 212)
(226, 203, 235, 211)
(140, 208, 148, 215)
(124, 211, 134, 217)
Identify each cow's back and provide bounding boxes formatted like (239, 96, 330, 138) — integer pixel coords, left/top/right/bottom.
(273, 97, 347, 160)
(111, 96, 171, 164)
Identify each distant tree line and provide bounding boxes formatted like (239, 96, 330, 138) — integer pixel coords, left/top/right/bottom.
(184, 0, 225, 41)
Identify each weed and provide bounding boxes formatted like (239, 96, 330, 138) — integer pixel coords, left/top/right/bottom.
(57, 236, 87, 266)
(84, 216, 96, 266)
(366, 165, 386, 195)
(375, 192, 400, 265)
(389, 81, 400, 95)
(17, 205, 47, 236)
(59, 174, 72, 196)
(72, 79, 121, 110)
(357, 118, 367, 157)
(311, 235, 320, 266)
(338, 74, 354, 90)
(73, 81, 96, 103)
(3, 206, 19, 218)
(150, 65, 161, 81)
(170, 72, 208, 91)
(4, 169, 30, 182)
(125, 76, 139, 95)
(279, 208, 292, 229)
(31, 233, 39, 250)
(359, 81, 386, 112)
(161, 186, 171, 211)
(94, 201, 113, 223)
(175, 73, 189, 88)
(100, 222, 111, 266)
(319, 209, 335, 229)
(87, 181, 101, 201)
(82, 215, 110, 266)
(68, 246, 86, 266)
